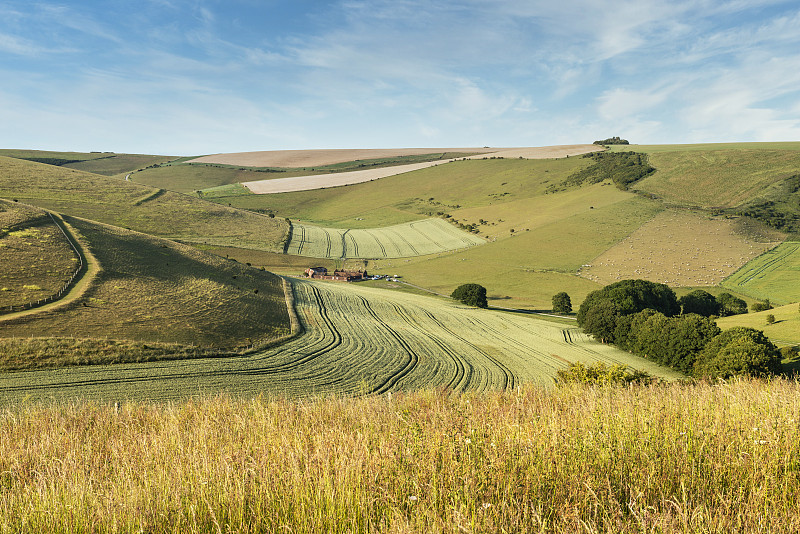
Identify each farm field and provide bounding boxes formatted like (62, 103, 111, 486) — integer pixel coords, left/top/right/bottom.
(0, 201, 79, 308)
(717, 303, 800, 346)
(371, 195, 662, 309)
(721, 242, 800, 304)
(579, 210, 784, 287)
(0, 279, 681, 403)
(610, 141, 800, 153)
(286, 218, 485, 259)
(0, 156, 289, 251)
(0, 216, 291, 356)
(629, 149, 800, 208)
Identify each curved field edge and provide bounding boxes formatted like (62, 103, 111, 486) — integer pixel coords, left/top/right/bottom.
(0, 279, 681, 403)
(286, 218, 485, 259)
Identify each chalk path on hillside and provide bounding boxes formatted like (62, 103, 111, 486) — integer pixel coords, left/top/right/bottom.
(241, 145, 604, 194)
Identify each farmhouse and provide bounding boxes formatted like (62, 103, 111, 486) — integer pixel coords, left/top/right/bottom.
(304, 267, 368, 282)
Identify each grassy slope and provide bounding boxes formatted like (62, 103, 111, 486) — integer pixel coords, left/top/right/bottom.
(2, 380, 799, 533)
(0, 200, 78, 307)
(630, 149, 800, 208)
(215, 157, 593, 227)
(0, 216, 291, 358)
(0, 156, 288, 251)
(0, 149, 174, 176)
(716, 303, 800, 346)
(721, 242, 800, 305)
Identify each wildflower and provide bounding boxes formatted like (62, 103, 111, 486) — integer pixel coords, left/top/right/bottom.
(465, 438, 472, 444)
(482, 503, 492, 509)
(408, 495, 418, 503)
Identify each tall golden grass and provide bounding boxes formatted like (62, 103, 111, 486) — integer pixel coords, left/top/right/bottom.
(2, 379, 799, 533)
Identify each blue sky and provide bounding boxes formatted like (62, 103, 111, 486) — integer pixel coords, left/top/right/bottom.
(1, 0, 799, 155)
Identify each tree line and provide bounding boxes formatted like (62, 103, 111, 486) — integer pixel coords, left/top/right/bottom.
(577, 279, 780, 378)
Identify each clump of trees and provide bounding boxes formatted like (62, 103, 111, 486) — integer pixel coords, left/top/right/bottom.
(751, 299, 773, 312)
(577, 279, 781, 378)
(451, 283, 488, 308)
(551, 292, 572, 314)
(593, 137, 629, 145)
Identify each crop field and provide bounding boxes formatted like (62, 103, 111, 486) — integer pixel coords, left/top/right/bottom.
(0, 201, 78, 308)
(0, 279, 680, 403)
(0, 216, 291, 353)
(579, 210, 783, 287)
(610, 142, 800, 153)
(629, 149, 800, 208)
(0, 149, 173, 176)
(721, 242, 800, 304)
(286, 218, 485, 258)
(0, 156, 289, 251)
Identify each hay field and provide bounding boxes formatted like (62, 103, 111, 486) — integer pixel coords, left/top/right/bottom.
(721, 242, 800, 304)
(0, 279, 681, 403)
(630, 149, 800, 208)
(579, 210, 783, 287)
(0, 216, 291, 352)
(0, 156, 289, 251)
(3, 380, 800, 533)
(286, 218, 485, 259)
(0, 201, 78, 308)
(611, 141, 800, 153)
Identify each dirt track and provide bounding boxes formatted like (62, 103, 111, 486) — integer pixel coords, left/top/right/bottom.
(239, 145, 603, 195)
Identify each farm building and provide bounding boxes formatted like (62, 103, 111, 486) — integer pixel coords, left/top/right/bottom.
(304, 267, 368, 282)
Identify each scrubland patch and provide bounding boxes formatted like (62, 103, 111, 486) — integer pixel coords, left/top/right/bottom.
(580, 210, 782, 287)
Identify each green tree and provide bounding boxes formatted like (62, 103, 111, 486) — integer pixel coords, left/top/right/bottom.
(716, 293, 748, 316)
(552, 292, 572, 314)
(450, 283, 488, 308)
(577, 279, 679, 343)
(694, 327, 780, 378)
(751, 299, 773, 312)
(679, 289, 721, 317)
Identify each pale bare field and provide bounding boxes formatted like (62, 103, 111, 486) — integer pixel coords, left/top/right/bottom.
(187, 147, 498, 167)
(240, 145, 603, 194)
(191, 144, 603, 168)
(578, 210, 784, 287)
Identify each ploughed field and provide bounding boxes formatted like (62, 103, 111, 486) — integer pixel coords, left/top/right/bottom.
(0, 279, 680, 403)
(286, 218, 485, 259)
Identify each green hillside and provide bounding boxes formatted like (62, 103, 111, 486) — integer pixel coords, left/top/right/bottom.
(0, 215, 291, 369)
(0, 156, 289, 251)
(0, 149, 174, 176)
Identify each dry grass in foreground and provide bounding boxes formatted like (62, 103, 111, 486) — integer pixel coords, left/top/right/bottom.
(2, 379, 800, 533)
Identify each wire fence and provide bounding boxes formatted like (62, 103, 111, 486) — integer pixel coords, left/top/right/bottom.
(1, 213, 85, 315)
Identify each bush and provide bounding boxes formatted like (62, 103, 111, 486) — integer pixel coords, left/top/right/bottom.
(552, 292, 572, 314)
(555, 362, 653, 386)
(694, 327, 781, 378)
(450, 283, 488, 308)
